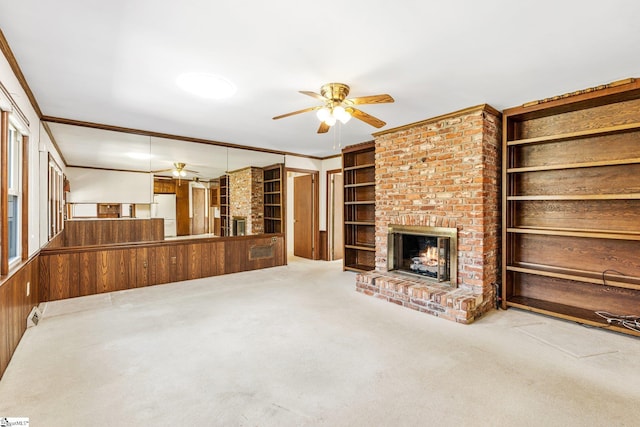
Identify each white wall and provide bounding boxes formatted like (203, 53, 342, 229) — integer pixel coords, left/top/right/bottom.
(66, 167, 152, 204)
(319, 156, 342, 231)
(0, 46, 59, 256)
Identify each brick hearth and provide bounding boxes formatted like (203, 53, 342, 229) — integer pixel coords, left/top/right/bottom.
(356, 104, 502, 323)
(355, 271, 485, 323)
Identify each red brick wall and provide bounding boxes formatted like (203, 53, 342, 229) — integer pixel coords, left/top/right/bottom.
(229, 167, 264, 234)
(374, 105, 501, 297)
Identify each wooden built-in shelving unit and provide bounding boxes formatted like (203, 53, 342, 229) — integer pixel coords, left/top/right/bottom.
(219, 174, 230, 236)
(263, 164, 284, 234)
(342, 141, 376, 272)
(502, 78, 640, 336)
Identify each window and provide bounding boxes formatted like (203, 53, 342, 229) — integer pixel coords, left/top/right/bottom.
(7, 124, 21, 265)
(48, 156, 64, 238)
(1, 82, 30, 274)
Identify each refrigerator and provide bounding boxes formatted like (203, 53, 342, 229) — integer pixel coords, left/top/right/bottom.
(152, 194, 177, 237)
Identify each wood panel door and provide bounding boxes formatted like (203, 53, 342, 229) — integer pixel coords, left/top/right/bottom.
(192, 187, 206, 235)
(294, 174, 314, 259)
(175, 181, 190, 236)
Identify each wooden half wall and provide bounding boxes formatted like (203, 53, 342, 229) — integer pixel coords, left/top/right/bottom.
(39, 233, 286, 302)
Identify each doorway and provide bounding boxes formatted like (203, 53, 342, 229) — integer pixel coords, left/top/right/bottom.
(327, 169, 343, 260)
(287, 169, 319, 260)
(191, 186, 207, 235)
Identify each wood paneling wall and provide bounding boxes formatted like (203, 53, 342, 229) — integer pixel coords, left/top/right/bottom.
(176, 182, 190, 236)
(63, 218, 164, 246)
(0, 256, 39, 379)
(39, 234, 286, 302)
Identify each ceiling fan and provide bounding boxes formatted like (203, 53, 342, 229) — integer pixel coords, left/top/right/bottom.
(152, 162, 199, 184)
(273, 83, 394, 133)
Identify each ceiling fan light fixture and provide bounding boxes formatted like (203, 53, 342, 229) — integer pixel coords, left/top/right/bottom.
(316, 107, 331, 122)
(324, 116, 337, 126)
(333, 105, 351, 124)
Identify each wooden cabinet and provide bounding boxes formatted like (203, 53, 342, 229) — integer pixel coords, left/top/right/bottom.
(97, 203, 120, 218)
(342, 141, 376, 272)
(153, 178, 176, 194)
(263, 164, 284, 233)
(502, 78, 640, 336)
(219, 174, 230, 236)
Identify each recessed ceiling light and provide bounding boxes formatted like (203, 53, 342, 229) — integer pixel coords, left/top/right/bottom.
(176, 72, 237, 99)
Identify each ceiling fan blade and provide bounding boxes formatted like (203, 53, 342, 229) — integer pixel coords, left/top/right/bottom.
(344, 94, 394, 105)
(151, 168, 173, 173)
(273, 105, 321, 120)
(317, 121, 330, 134)
(299, 91, 328, 102)
(347, 107, 387, 128)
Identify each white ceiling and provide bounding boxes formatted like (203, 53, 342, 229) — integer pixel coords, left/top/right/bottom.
(2, 0, 640, 164)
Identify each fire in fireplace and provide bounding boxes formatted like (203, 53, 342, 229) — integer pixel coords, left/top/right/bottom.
(387, 225, 457, 285)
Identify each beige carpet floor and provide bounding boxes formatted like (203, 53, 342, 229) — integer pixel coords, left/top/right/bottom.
(1, 257, 639, 426)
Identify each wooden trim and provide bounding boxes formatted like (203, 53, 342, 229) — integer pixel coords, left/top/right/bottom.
(341, 140, 374, 154)
(504, 78, 640, 119)
(1, 111, 8, 275)
(21, 135, 28, 260)
(319, 153, 342, 160)
(41, 232, 285, 255)
(67, 164, 153, 175)
(42, 115, 324, 160)
(0, 29, 42, 118)
(373, 104, 501, 137)
(285, 167, 320, 260)
(325, 168, 342, 261)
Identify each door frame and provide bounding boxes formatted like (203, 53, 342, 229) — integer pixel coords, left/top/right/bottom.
(326, 168, 343, 261)
(286, 168, 320, 260)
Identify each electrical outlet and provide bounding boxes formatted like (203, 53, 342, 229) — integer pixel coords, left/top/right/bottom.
(26, 281, 30, 297)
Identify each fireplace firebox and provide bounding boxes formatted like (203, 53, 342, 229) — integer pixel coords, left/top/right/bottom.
(387, 225, 457, 285)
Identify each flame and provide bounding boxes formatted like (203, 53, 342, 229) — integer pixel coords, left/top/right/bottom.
(419, 246, 438, 266)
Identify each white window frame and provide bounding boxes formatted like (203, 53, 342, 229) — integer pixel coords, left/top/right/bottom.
(7, 122, 21, 266)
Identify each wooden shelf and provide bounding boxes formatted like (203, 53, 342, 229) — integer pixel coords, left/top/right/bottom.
(502, 78, 640, 336)
(344, 201, 375, 205)
(345, 244, 375, 251)
(506, 226, 640, 241)
(507, 157, 640, 173)
(344, 264, 375, 273)
(263, 164, 284, 235)
(219, 174, 230, 236)
(344, 182, 375, 188)
(506, 121, 640, 146)
(508, 194, 640, 201)
(343, 163, 375, 171)
(506, 296, 640, 337)
(507, 262, 640, 291)
(343, 141, 376, 272)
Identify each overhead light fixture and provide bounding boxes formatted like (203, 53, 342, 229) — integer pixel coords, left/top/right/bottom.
(176, 72, 237, 99)
(316, 104, 352, 127)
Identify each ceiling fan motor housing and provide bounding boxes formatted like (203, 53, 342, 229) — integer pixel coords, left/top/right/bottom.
(321, 83, 350, 103)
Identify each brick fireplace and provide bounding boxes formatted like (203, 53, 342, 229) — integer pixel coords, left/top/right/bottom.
(355, 104, 501, 323)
